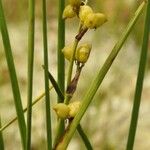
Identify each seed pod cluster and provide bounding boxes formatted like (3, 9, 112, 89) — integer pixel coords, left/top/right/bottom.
(53, 101, 81, 119)
(63, 5, 76, 19)
(62, 43, 92, 63)
(62, 0, 81, 19)
(79, 5, 107, 29)
(53, 103, 70, 119)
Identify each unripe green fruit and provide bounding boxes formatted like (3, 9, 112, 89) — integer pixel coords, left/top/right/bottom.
(68, 101, 81, 118)
(62, 44, 73, 61)
(63, 5, 76, 19)
(79, 5, 93, 23)
(84, 12, 107, 29)
(75, 43, 92, 63)
(69, 0, 81, 7)
(53, 103, 70, 119)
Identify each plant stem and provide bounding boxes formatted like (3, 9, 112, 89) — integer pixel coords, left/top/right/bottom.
(26, 0, 35, 149)
(64, 39, 79, 105)
(0, 117, 4, 150)
(126, 1, 150, 150)
(42, 0, 52, 149)
(0, 87, 53, 132)
(57, 0, 66, 144)
(0, 0, 26, 149)
(56, 2, 146, 149)
(66, 39, 79, 91)
(57, 0, 65, 103)
(77, 124, 93, 150)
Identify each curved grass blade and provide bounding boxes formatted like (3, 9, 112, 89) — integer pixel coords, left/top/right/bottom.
(0, 0, 26, 149)
(55, 2, 146, 149)
(26, 0, 35, 149)
(126, 1, 150, 150)
(42, 0, 52, 149)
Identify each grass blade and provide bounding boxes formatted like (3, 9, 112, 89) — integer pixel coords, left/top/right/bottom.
(26, 0, 35, 149)
(47, 69, 64, 100)
(0, 87, 53, 132)
(77, 124, 93, 150)
(42, 0, 52, 149)
(56, 2, 146, 149)
(0, 117, 4, 150)
(126, 1, 150, 150)
(55, 0, 66, 146)
(0, 0, 26, 149)
(57, 0, 65, 103)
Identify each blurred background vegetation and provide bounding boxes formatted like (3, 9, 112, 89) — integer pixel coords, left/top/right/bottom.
(0, 0, 150, 150)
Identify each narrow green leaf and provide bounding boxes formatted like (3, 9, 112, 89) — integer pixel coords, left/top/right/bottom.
(77, 124, 93, 150)
(26, 0, 35, 149)
(0, 117, 4, 150)
(42, 0, 52, 149)
(56, 2, 146, 149)
(0, 0, 26, 149)
(126, 1, 150, 150)
(47, 69, 64, 101)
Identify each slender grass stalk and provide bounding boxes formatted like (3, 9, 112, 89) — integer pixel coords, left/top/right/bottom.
(42, 0, 52, 149)
(126, 1, 150, 150)
(77, 124, 93, 150)
(66, 39, 79, 91)
(0, 87, 53, 132)
(56, 1, 66, 143)
(46, 70, 93, 149)
(26, 0, 35, 149)
(57, 0, 65, 103)
(56, 2, 146, 149)
(47, 69, 64, 101)
(0, 0, 26, 149)
(0, 117, 4, 150)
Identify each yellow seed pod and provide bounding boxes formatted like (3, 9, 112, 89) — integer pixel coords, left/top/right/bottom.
(53, 103, 70, 119)
(69, 0, 81, 7)
(62, 44, 73, 61)
(79, 5, 93, 23)
(94, 13, 107, 28)
(83, 12, 96, 29)
(62, 5, 76, 19)
(84, 12, 107, 29)
(75, 43, 92, 63)
(68, 101, 81, 118)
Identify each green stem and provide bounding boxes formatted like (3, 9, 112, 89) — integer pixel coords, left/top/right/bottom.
(56, 2, 146, 149)
(26, 0, 35, 149)
(42, 0, 52, 148)
(64, 39, 79, 105)
(0, 0, 26, 149)
(66, 39, 79, 90)
(57, 0, 65, 103)
(0, 117, 4, 150)
(77, 124, 93, 150)
(126, 1, 150, 150)
(56, 0, 66, 144)
(0, 87, 53, 132)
